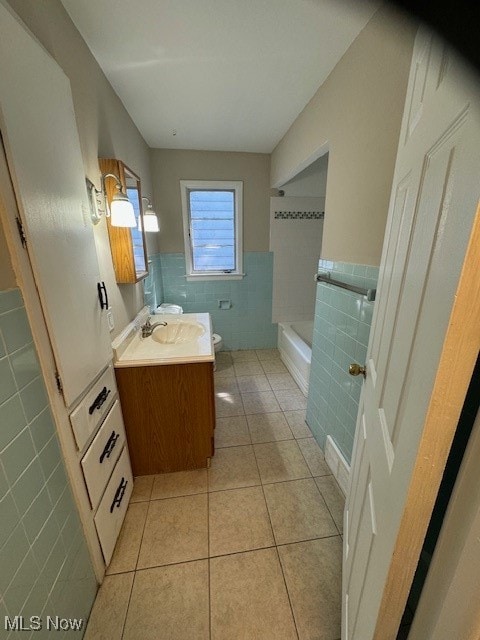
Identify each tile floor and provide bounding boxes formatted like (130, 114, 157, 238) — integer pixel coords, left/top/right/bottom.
(85, 349, 345, 640)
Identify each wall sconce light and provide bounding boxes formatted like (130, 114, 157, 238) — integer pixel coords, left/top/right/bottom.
(102, 173, 137, 227)
(140, 197, 160, 233)
(86, 178, 104, 225)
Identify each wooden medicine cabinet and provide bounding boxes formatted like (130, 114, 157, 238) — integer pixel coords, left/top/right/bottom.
(99, 158, 148, 284)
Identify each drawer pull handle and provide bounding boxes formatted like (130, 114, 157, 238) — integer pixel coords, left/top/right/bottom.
(88, 387, 111, 415)
(110, 477, 128, 513)
(99, 431, 120, 464)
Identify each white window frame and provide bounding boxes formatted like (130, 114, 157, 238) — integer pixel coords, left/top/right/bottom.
(180, 180, 244, 281)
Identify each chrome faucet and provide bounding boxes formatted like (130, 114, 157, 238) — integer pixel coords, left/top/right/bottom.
(141, 317, 167, 338)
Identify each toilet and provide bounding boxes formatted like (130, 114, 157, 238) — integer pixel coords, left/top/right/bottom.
(154, 303, 183, 315)
(154, 303, 223, 353)
(212, 333, 223, 353)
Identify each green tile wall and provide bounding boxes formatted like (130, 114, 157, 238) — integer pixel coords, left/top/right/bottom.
(143, 253, 164, 312)
(306, 260, 379, 463)
(0, 289, 96, 638)
(145, 252, 278, 350)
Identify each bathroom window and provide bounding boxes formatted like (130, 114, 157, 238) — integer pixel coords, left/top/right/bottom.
(180, 180, 243, 280)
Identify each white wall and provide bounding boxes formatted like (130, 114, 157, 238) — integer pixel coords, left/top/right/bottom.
(150, 148, 271, 253)
(270, 196, 324, 322)
(271, 6, 416, 266)
(6, 0, 157, 338)
(280, 154, 328, 197)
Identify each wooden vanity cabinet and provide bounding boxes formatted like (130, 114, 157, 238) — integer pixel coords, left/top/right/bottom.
(115, 362, 215, 475)
(99, 158, 148, 284)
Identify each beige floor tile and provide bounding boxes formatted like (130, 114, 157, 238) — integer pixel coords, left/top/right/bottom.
(274, 388, 307, 411)
(264, 478, 337, 545)
(234, 361, 264, 376)
(209, 486, 274, 556)
(230, 349, 260, 362)
(261, 360, 288, 374)
(315, 476, 345, 533)
(255, 349, 281, 361)
(237, 374, 271, 393)
(84, 572, 134, 640)
(266, 373, 299, 391)
(214, 361, 236, 378)
(208, 445, 260, 492)
(216, 351, 233, 364)
(210, 548, 297, 640)
(215, 392, 245, 417)
(151, 469, 208, 500)
(247, 412, 293, 444)
(215, 416, 251, 448)
(123, 560, 209, 640)
(130, 475, 154, 503)
(106, 502, 148, 574)
(284, 410, 313, 439)
(242, 390, 281, 415)
(298, 438, 331, 476)
(214, 377, 239, 394)
(278, 538, 342, 640)
(137, 494, 208, 568)
(254, 440, 311, 484)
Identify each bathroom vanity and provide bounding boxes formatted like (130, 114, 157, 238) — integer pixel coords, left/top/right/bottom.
(112, 311, 216, 474)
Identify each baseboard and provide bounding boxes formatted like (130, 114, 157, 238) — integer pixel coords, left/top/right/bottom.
(325, 435, 350, 496)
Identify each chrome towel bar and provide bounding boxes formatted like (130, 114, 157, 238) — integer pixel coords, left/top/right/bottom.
(315, 272, 376, 301)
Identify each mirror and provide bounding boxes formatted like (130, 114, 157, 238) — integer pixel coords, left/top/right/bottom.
(99, 158, 148, 284)
(124, 166, 147, 278)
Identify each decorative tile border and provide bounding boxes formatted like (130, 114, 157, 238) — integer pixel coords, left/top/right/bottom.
(274, 210, 324, 219)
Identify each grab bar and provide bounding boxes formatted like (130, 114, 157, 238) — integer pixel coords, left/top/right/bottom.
(315, 272, 376, 301)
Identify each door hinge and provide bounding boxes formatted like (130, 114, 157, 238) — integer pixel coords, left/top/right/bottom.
(15, 216, 27, 248)
(55, 371, 63, 395)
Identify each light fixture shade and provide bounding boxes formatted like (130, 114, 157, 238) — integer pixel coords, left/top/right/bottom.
(110, 193, 137, 227)
(143, 211, 160, 232)
(139, 198, 160, 233)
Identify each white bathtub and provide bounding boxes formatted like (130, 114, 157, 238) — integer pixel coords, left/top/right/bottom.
(277, 320, 313, 396)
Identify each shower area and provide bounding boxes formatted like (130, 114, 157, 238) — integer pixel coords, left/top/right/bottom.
(270, 154, 328, 394)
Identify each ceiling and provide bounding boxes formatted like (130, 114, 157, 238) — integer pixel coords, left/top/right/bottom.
(61, 0, 378, 153)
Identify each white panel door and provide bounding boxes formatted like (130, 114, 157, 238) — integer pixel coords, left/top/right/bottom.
(0, 4, 112, 406)
(343, 31, 480, 639)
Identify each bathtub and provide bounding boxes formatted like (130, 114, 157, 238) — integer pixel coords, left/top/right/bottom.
(277, 320, 313, 396)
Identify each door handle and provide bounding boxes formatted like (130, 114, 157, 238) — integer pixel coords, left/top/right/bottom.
(97, 281, 109, 310)
(349, 363, 366, 378)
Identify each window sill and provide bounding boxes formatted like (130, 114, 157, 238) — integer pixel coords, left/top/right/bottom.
(185, 273, 245, 282)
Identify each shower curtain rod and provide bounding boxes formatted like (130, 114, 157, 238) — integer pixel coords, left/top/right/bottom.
(314, 272, 376, 301)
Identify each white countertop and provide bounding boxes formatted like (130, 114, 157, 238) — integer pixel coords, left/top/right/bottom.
(112, 312, 214, 368)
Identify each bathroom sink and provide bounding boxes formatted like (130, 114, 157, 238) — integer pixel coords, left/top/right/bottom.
(112, 311, 214, 366)
(151, 321, 205, 344)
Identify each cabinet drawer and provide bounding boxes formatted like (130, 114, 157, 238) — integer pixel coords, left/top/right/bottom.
(81, 400, 126, 509)
(70, 365, 117, 451)
(94, 446, 132, 565)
